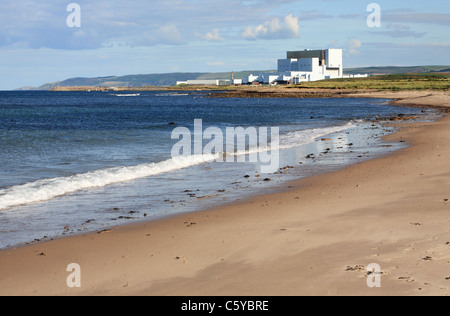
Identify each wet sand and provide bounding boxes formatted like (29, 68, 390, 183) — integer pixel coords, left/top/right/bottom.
(0, 91, 449, 296)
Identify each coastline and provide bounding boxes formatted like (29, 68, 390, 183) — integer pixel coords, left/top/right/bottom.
(0, 91, 449, 296)
(44, 85, 450, 111)
(210, 88, 450, 110)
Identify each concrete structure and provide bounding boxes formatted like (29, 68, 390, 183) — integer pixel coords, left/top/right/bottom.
(176, 79, 232, 86)
(244, 49, 344, 85)
(343, 74, 369, 79)
(232, 79, 243, 85)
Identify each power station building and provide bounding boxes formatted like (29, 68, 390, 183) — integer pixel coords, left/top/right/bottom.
(243, 49, 343, 84)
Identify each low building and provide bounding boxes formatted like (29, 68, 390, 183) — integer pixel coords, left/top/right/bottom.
(176, 79, 232, 86)
(342, 74, 369, 79)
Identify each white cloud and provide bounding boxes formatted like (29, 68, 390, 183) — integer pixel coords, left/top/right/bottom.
(241, 14, 300, 40)
(206, 61, 225, 66)
(347, 38, 362, 56)
(204, 29, 225, 42)
(384, 12, 450, 26)
(370, 23, 427, 39)
(156, 24, 185, 45)
(106, 23, 186, 47)
(0, 0, 268, 49)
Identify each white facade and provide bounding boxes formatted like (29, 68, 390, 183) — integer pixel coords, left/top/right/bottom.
(242, 74, 261, 84)
(325, 49, 343, 76)
(176, 79, 232, 86)
(343, 74, 369, 79)
(244, 49, 344, 85)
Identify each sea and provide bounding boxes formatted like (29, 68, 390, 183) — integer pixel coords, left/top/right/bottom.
(0, 91, 435, 249)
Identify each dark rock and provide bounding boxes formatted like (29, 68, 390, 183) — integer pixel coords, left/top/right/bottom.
(98, 229, 112, 234)
(345, 265, 365, 272)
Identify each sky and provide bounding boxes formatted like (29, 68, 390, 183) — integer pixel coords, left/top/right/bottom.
(0, 0, 449, 90)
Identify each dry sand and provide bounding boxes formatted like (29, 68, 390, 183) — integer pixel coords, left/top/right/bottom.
(349, 90, 450, 110)
(0, 91, 449, 296)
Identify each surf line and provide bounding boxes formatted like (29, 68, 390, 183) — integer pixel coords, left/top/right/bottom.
(171, 119, 280, 174)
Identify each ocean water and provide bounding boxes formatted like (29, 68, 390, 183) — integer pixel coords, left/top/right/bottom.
(0, 91, 431, 248)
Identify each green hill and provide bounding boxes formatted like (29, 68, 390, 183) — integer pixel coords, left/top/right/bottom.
(344, 65, 450, 75)
(35, 71, 275, 90)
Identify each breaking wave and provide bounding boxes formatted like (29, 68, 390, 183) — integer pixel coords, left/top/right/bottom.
(0, 122, 355, 210)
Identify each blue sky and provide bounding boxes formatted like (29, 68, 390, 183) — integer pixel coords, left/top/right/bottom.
(0, 0, 449, 89)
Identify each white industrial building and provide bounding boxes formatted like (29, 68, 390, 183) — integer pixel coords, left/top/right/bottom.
(243, 49, 344, 85)
(176, 79, 232, 86)
(343, 74, 369, 79)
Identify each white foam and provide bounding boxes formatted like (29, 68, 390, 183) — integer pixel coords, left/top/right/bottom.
(230, 122, 355, 156)
(155, 93, 189, 97)
(278, 122, 355, 149)
(0, 122, 355, 210)
(0, 153, 218, 211)
(114, 94, 141, 97)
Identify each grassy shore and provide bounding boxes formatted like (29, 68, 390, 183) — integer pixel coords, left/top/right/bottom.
(291, 74, 450, 91)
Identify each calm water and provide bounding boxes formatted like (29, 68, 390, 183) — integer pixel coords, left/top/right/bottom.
(0, 91, 429, 248)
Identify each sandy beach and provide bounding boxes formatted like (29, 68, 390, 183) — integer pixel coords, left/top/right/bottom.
(0, 90, 449, 296)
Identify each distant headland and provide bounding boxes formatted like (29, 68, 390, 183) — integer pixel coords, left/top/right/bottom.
(15, 66, 450, 91)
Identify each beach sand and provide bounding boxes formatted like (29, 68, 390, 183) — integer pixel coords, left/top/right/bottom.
(0, 91, 449, 296)
(349, 90, 450, 110)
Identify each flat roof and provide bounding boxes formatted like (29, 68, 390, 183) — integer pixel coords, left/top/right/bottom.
(287, 50, 326, 60)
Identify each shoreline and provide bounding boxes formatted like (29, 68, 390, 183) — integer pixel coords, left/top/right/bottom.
(0, 114, 417, 251)
(209, 88, 450, 111)
(0, 91, 449, 295)
(27, 85, 450, 110)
